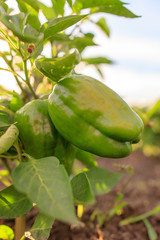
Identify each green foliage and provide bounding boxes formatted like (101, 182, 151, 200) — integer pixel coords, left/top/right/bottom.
(30, 213, 54, 240)
(95, 17, 110, 36)
(12, 155, 78, 224)
(71, 167, 123, 204)
(0, 185, 32, 219)
(71, 172, 95, 204)
(44, 15, 87, 40)
(36, 50, 81, 82)
(82, 57, 112, 65)
(0, 225, 14, 240)
(0, 113, 10, 128)
(135, 100, 160, 157)
(86, 167, 123, 196)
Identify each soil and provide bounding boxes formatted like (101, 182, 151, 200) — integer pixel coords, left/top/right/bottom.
(1, 150, 160, 240)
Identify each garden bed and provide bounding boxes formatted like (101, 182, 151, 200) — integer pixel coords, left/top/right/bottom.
(1, 151, 160, 240)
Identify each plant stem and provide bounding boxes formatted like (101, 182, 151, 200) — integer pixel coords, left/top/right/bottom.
(0, 154, 18, 159)
(120, 205, 160, 226)
(102, 172, 134, 224)
(15, 215, 26, 240)
(23, 59, 38, 99)
(0, 28, 18, 51)
(14, 141, 22, 162)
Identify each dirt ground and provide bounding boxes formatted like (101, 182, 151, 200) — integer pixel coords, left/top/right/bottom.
(1, 151, 160, 240)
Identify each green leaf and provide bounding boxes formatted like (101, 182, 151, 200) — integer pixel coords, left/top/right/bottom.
(82, 57, 112, 65)
(92, 5, 139, 18)
(75, 148, 97, 168)
(0, 185, 32, 219)
(67, 0, 72, 7)
(0, 12, 43, 42)
(96, 17, 110, 37)
(54, 134, 76, 175)
(16, 0, 41, 30)
(0, 125, 19, 154)
(36, 49, 80, 82)
(39, 2, 56, 20)
(0, 12, 28, 36)
(30, 213, 54, 240)
(23, 0, 40, 12)
(12, 155, 78, 224)
(147, 100, 160, 118)
(0, 1, 8, 13)
(52, 0, 65, 16)
(95, 66, 104, 79)
(44, 14, 87, 40)
(86, 167, 123, 196)
(71, 172, 95, 204)
(0, 113, 10, 128)
(73, 0, 124, 11)
(143, 219, 157, 240)
(9, 91, 23, 112)
(0, 225, 14, 240)
(23, 24, 44, 43)
(68, 36, 96, 53)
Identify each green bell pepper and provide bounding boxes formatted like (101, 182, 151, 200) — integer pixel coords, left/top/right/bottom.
(48, 74, 143, 158)
(15, 99, 57, 158)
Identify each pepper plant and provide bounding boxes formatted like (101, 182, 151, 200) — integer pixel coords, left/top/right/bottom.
(0, 0, 143, 239)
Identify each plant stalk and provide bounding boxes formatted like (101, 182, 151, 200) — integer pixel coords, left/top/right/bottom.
(23, 60, 38, 99)
(15, 215, 26, 240)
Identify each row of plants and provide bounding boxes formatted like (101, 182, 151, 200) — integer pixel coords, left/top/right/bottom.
(0, 0, 149, 239)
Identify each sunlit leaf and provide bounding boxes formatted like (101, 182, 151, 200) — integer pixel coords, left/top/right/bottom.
(0, 124, 19, 154)
(73, 0, 124, 11)
(23, 0, 39, 12)
(68, 36, 96, 52)
(71, 172, 95, 204)
(0, 225, 14, 240)
(82, 57, 112, 65)
(44, 14, 87, 40)
(39, 2, 56, 20)
(91, 5, 139, 18)
(12, 155, 78, 224)
(96, 17, 110, 36)
(0, 12, 43, 42)
(67, 0, 72, 7)
(52, 0, 65, 16)
(16, 0, 41, 30)
(36, 49, 80, 82)
(30, 213, 54, 240)
(9, 91, 23, 112)
(0, 112, 10, 128)
(0, 185, 32, 219)
(86, 167, 123, 196)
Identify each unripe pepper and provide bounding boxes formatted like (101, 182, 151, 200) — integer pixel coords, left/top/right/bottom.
(48, 74, 143, 158)
(15, 99, 57, 158)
